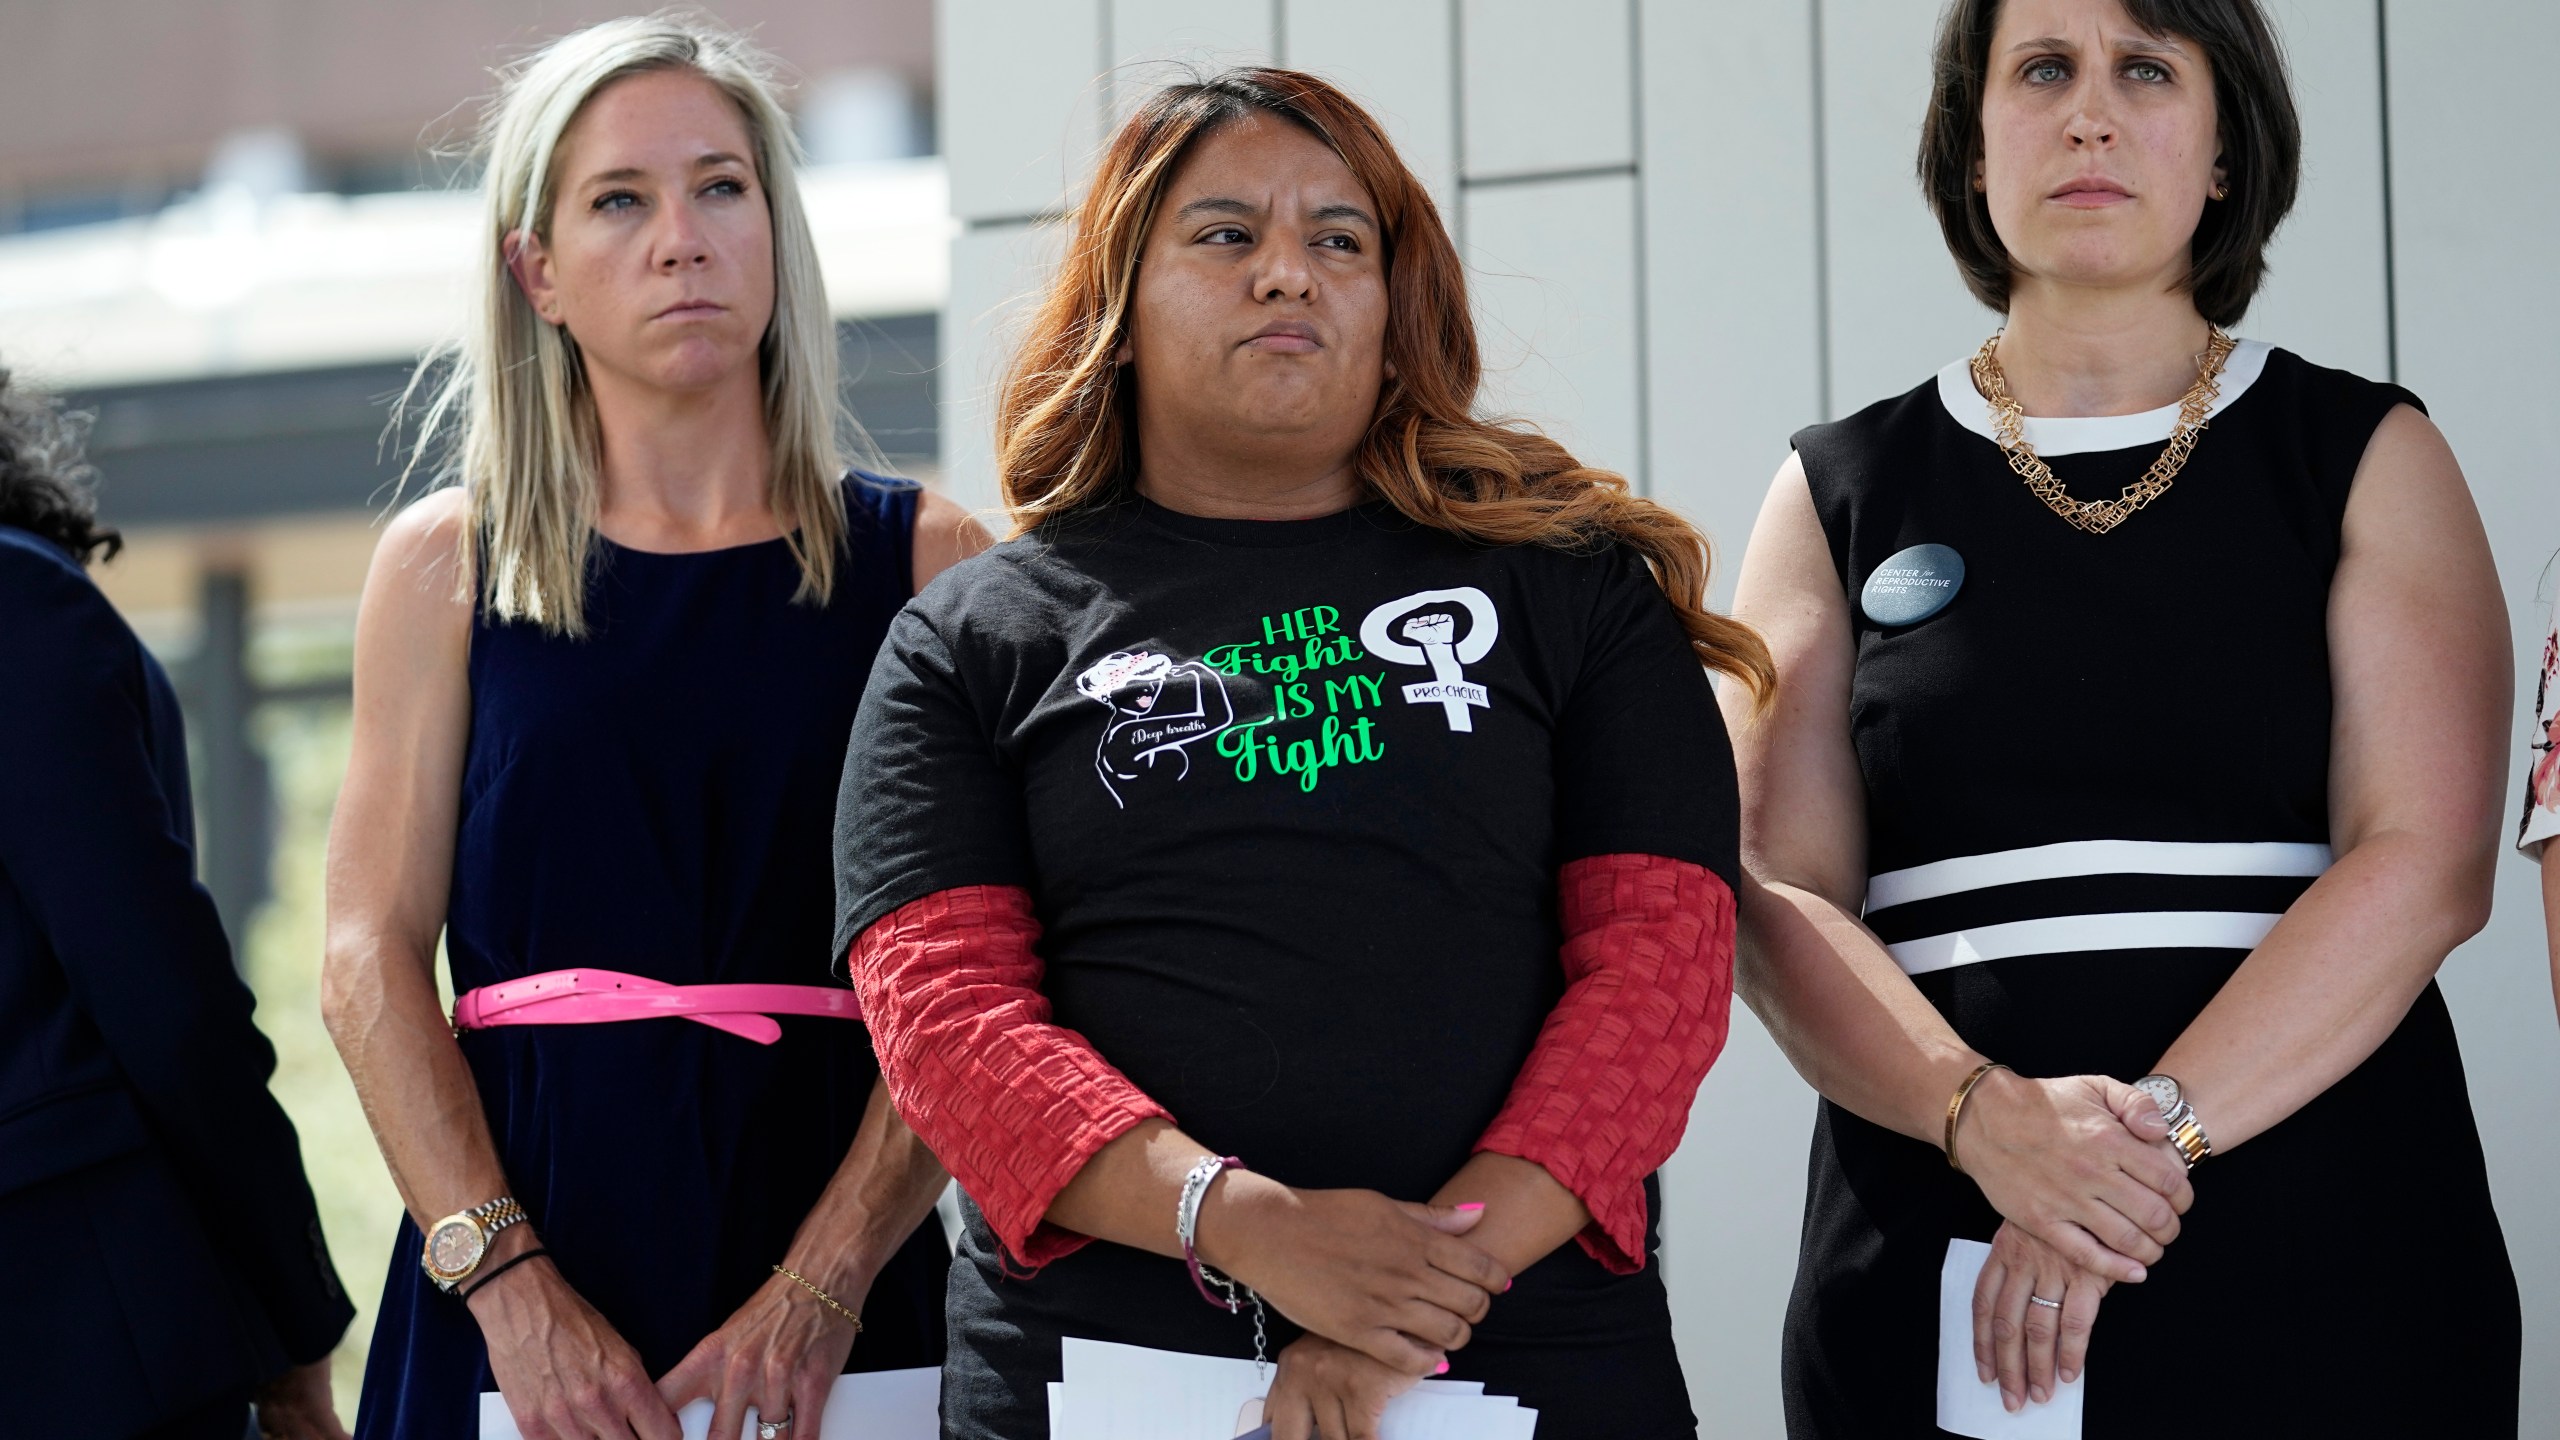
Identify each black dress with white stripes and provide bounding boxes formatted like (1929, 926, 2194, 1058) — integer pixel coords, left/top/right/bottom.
(1779, 343, 2520, 1437)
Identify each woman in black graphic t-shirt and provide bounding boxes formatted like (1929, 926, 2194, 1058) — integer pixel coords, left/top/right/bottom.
(832, 71, 1767, 1440)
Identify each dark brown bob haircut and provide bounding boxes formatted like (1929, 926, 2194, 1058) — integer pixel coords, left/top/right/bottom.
(1919, 0, 2301, 327)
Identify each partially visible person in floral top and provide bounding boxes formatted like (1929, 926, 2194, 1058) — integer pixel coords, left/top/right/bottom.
(2524, 589, 2560, 1023)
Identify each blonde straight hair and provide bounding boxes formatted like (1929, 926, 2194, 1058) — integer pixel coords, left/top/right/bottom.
(399, 11, 845, 636)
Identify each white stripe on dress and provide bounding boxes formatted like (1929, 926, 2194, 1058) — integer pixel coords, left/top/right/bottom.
(1933, 338, 2274, 457)
(1865, 839, 2333, 912)
(1887, 910, 2286, 976)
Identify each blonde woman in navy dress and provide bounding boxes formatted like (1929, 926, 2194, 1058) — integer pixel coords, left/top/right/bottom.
(1725, 0, 2519, 1434)
(321, 18, 984, 1440)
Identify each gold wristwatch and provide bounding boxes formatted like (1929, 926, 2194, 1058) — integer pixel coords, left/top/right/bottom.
(2133, 1074, 2213, 1169)
(421, 1196, 529, 1292)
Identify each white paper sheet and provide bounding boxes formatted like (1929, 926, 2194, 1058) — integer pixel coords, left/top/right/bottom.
(1051, 1338, 1534, 1440)
(478, 1367, 938, 1440)
(1936, 1239, 2086, 1440)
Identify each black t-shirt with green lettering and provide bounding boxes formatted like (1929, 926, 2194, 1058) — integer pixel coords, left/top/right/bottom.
(831, 496, 1736, 1423)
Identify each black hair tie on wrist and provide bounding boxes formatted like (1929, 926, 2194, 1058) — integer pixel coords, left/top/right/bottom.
(458, 1246, 552, 1302)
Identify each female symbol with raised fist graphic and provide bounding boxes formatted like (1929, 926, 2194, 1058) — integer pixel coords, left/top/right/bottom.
(1358, 587, 1500, 733)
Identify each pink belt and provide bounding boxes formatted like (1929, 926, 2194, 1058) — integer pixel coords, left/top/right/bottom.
(451, 968, 860, 1046)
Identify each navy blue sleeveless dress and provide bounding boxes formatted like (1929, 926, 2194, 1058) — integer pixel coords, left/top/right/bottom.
(354, 475, 950, 1439)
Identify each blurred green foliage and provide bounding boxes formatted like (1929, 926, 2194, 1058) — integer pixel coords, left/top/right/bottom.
(243, 698, 402, 1421)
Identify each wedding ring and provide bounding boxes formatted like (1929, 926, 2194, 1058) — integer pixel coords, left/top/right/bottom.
(757, 1415, 795, 1438)
(2028, 1295, 2063, 1310)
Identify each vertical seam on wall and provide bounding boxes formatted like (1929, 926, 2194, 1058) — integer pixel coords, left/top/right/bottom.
(1098, 0, 1114, 136)
(1271, 0, 1287, 65)
(2374, 0, 2400, 383)
(1809, 0, 1834, 420)
(1450, 0, 1467, 247)
(1629, 0, 1652, 495)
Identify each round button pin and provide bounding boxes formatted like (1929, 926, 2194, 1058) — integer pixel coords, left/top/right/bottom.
(1860, 543, 1965, 627)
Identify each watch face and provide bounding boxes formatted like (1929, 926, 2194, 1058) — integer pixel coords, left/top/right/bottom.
(2133, 1075, 2182, 1116)
(427, 1218, 486, 1279)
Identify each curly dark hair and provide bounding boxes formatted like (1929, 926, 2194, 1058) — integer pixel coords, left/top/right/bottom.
(0, 365, 119, 566)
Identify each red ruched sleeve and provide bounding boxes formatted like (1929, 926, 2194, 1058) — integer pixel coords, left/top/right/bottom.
(1474, 853, 1737, 1274)
(847, 885, 1172, 1270)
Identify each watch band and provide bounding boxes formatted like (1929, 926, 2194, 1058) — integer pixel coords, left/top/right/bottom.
(2165, 1109, 2212, 1169)
(470, 1196, 529, 1234)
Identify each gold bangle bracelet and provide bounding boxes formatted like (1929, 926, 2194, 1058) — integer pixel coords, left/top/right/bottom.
(1944, 1061, 2011, 1173)
(773, 1264, 864, 1333)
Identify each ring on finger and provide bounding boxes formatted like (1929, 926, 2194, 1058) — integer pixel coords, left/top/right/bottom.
(2028, 1294, 2063, 1309)
(757, 1414, 795, 1439)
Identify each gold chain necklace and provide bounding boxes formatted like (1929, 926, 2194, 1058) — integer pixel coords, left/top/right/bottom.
(1970, 327, 2237, 535)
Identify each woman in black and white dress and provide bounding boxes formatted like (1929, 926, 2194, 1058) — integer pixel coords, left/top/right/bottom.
(1726, 0, 2520, 1434)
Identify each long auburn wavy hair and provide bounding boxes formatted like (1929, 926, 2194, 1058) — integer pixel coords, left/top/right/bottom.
(995, 67, 1772, 701)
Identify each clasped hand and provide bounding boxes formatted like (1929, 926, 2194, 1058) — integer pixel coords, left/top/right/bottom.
(658, 1268, 864, 1440)
(1205, 1179, 1508, 1377)
(1960, 1075, 2191, 1413)
(472, 1255, 683, 1440)
(473, 1248, 862, 1440)
(1958, 1071, 2191, 1281)
(1261, 1335, 1422, 1440)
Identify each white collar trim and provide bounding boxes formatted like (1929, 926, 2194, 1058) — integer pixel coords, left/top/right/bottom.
(1934, 338, 2273, 457)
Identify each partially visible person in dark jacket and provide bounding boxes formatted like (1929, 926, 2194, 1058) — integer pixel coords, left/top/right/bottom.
(0, 364, 354, 1439)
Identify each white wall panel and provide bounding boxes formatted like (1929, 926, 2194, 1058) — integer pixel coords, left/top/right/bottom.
(2246, 0, 2391, 374)
(1816, 0, 1997, 417)
(1464, 172, 1644, 485)
(2389, 5, 2560, 1430)
(1637, 5, 1822, 1430)
(1639, 0, 1823, 599)
(939, 0, 1105, 222)
(1458, 0, 1634, 180)
(1282, 0, 1459, 207)
(1106, 0, 1277, 119)
(940, 220, 1065, 516)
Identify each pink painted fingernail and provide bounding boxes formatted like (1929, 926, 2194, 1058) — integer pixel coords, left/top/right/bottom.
(1454, 1203, 1485, 1213)
(1434, 1359, 1450, 1375)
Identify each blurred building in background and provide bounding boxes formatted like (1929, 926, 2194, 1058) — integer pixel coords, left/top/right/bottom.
(1, 0, 943, 937)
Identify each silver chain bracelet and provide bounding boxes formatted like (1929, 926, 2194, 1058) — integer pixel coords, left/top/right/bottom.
(1177, 1154, 1270, 1370)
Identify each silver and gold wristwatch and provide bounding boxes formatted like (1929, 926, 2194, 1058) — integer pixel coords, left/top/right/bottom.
(421, 1196, 528, 1292)
(2132, 1074, 2213, 1169)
